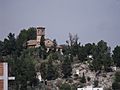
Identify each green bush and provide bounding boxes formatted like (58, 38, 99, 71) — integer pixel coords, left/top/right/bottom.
(94, 80, 99, 87)
(80, 73, 86, 83)
(60, 83, 71, 90)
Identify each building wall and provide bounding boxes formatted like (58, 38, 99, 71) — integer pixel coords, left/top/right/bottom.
(36, 27, 45, 45)
(45, 39, 54, 48)
(27, 26, 54, 48)
(36, 27, 45, 36)
(0, 80, 3, 90)
(0, 63, 3, 90)
(37, 36, 41, 43)
(0, 63, 3, 76)
(28, 45, 36, 48)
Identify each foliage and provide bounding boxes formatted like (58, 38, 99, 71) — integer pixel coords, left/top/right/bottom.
(39, 35, 47, 59)
(114, 71, 120, 82)
(89, 40, 112, 72)
(69, 33, 80, 56)
(84, 43, 93, 55)
(64, 33, 80, 60)
(53, 39, 57, 51)
(17, 27, 36, 42)
(47, 52, 58, 60)
(40, 59, 58, 80)
(112, 72, 120, 90)
(40, 62, 47, 80)
(1, 28, 120, 89)
(112, 82, 120, 90)
(27, 27, 36, 40)
(87, 76, 91, 82)
(16, 28, 36, 54)
(6, 49, 36, 90)
(60, 83, 71, 90)
(78, 45, 87, 61)
(78, 43, 94, 61)
(46, 59, 58, 80)
(80, 73, 86, 83)
(2, 33, 17, 56)
(113, 46, 120, 67)
(94, 80, 99, 87)
(62, 56, 72, 78)
(0, 41, 4, 56)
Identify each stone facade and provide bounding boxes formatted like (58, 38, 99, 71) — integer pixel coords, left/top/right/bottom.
(27, 26, 54, 48)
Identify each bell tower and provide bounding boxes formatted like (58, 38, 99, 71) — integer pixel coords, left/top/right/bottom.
(36, 27, 45, 43)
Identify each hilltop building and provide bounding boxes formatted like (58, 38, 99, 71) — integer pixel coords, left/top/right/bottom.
(27, 27, 54, 48)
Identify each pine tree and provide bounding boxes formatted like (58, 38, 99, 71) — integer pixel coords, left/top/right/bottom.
(39, 35, 47, 59)
(62, 56, 72, 78)
(113, 46, 120, 67)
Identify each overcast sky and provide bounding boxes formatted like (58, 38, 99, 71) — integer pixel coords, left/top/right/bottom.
(0, 0, 120, 49)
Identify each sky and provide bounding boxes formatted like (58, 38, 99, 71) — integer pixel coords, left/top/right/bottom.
(0, 0, 120, 49)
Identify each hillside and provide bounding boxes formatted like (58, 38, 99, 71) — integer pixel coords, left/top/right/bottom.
(0, 28, 120, 90)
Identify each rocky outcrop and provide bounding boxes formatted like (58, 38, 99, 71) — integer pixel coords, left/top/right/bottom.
(72, 62, 115, 89)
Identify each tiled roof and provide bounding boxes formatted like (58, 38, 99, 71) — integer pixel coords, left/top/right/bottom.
(27, 40, 37, 46)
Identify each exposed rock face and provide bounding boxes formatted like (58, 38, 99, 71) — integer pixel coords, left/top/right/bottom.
(72, 62, 115, 89)
(37, 61, 116, 90)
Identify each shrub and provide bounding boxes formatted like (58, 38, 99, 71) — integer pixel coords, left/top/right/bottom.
(60, 83, 71, 90)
